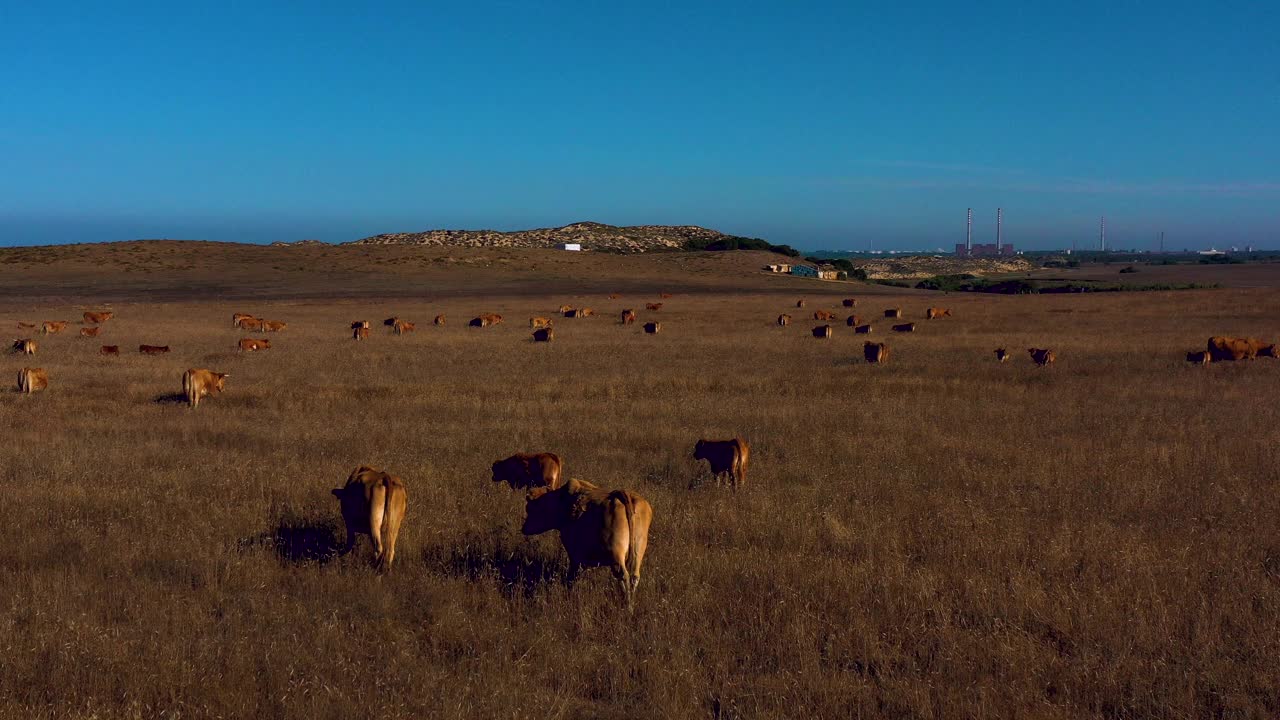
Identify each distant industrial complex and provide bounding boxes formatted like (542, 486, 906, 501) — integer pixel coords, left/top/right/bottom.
(955, 208, 1015, 257)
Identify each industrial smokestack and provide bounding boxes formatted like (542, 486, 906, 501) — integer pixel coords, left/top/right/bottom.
(996, 208, 1003, 253)
(1100, 216, 1106, 252)
(966, 208, 972, 255)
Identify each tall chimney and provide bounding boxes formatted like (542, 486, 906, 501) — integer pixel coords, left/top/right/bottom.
(1100, 216, 1106, 252)
(966, 208, 972, 255)
(996, 208, 1003, 253)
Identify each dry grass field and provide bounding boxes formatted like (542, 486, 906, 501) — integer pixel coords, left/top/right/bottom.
(1, 244, 1278, 719)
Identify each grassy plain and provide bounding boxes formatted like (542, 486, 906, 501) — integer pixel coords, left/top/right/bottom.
(0, 244, 1277, 718)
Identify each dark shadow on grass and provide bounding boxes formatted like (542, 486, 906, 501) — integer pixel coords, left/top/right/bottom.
(422, 528, 563, 599)
(153, 392, 187, 405)
(239, 515, 344, 565)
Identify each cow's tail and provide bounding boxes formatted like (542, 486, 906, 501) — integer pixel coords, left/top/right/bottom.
(612, 490, 639, 590)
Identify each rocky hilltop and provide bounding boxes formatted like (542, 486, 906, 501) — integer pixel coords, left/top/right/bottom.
(347, 221, 733, 253)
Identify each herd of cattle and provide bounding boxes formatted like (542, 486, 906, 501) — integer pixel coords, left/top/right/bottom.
(8, 293, 1276, 607)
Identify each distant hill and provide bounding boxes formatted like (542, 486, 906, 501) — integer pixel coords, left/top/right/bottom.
(347, 221, 799, 256)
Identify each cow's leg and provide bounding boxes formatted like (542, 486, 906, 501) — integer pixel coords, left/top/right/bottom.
(380, 502, 403, 573)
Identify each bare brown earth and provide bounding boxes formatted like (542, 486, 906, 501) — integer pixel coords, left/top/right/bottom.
(1, 241, 1278, 719)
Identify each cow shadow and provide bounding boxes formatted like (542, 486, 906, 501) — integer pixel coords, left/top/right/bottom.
(422, 529, 563, 599)
(153, 392, 187, 405)
(240, 516, 344, 565)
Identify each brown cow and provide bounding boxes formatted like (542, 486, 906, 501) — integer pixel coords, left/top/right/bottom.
(393, 320, 416, 335)
(564, 309, 586, 319)
(42, 321, 69, 335)
(643, 322, 661, 334)
(884, 309, 902, 319)
(796, 299, 806, 308)
(11, 339, 36, 355)
(351, 320, 371, 330)
(238, 337, 270, 352)
(1206, 336, 1252, 362)
(925, 307, 952, 319)
(530, 316, 553, 329)
(1028, 348, 1055, 367)
(845, 315, 861, 327)
(16, 322, 35, 330)
(533, 327, 554, 342)
(262, 320, 287, 332)
(994, 348, 1009, 362)
(384, 317, 400, 327)
(100, 345, 119, 356)
(521, 479, 653, 610)
(854, 324, 872, 334)
(812, 325, 832, 339)
(469, 314, 502, 328)
(842, 298, 856, 308)
(79, 327, 100, 338)
(83, 311, 114, 324)
(182, 368, 227, 408)
(892, 323, 916, 333)
(645, 303, 663, 311)
(139, 345, 170, 355)
(777, 314, 792, 326)
(491, 452, 563, 490)
(353, 326, 370, 340)
(332, 465, 408, 573)
(621, 309, 637, 325)
(1186, 350, 1210, 365)
(578, 308, 594, 317)
(482, 313, 503, 326)
(434, 314, 446, 326)
(232, 313, 254, 327)
(557, 305, 574, 314)
(694, 438, 750, 490)
(813, 310, 834, 321)
(237, 317, 263, 331)
(18, 367, 48, 394)
(864, 341, 889, 364)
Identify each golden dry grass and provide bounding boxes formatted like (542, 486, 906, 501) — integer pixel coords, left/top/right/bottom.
(1, 246, 1278, 719)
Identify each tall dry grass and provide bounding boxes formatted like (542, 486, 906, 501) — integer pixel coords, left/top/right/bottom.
(1, 286, 1278, 719)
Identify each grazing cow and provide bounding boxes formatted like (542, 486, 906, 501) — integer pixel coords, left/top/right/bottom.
(777, 314, 792, 326)
(434, 314, 446, 326)
(842, 298, 856, 308)
(491, 452, 563, 490)
(42, 321, 69, 335)
(232, 313, 254, 327)
(864, 341, 889, 364)
(621, 309, 637, 325)
(18, 367, 48, 394)
(16, 322, 35, 330)
(393, 320, 416, 335)
(83, 311, 114, 324)
(565, 309, 586, 319)
(139, 344, 170, 355)
(100, 345, 119, 356)
(351, 320, 371, 330)
(643, 322, 661, 334)
(384, 317, 400, 327)
(79, 326, 100, 337)
(813, 310, 834, 321)
(812, 325, 832, 339)
(796, 299, 806, 308)
(1186, 350, 1210, 365)
(353, 326, 370, 340)
(182, 368, 228, 408)
(238, 337, 270, 352)
(994, 348, 1009, 363)
(533, 327, 554, 342)
(262, 320, 287, 332)
(557, 305, 574, 314)
(645, 303, 663, 311)
(854, 324, 873, 334)
(693, 438, 750, 490)
(579, 307, 594, 317)
(530, 316, 553, 329)
(11, 339, 36, 355)
(845, 315, 861, 327)
(884, 309, 902, 319)
(332, 465, 408, 573)
(237, 317, 263, 331)
(1028, 348, 1055, 367)
(892, 323, 916, 333)
(482, 313, 504, 326)
(926, 307, 952, 319)
(521, 479, 652, 610)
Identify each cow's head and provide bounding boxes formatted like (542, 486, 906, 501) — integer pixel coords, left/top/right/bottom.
(521, 486, 567, 535)
(212, 372, 229, 393)
(491, 457, 513, 484)
(1259, 344, 1279, 358)
(693, 440, 708, 461)
(259, 339, 271, 349)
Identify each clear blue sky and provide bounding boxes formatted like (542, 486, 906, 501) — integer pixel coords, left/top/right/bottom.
(2, 2, 1277, 250)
